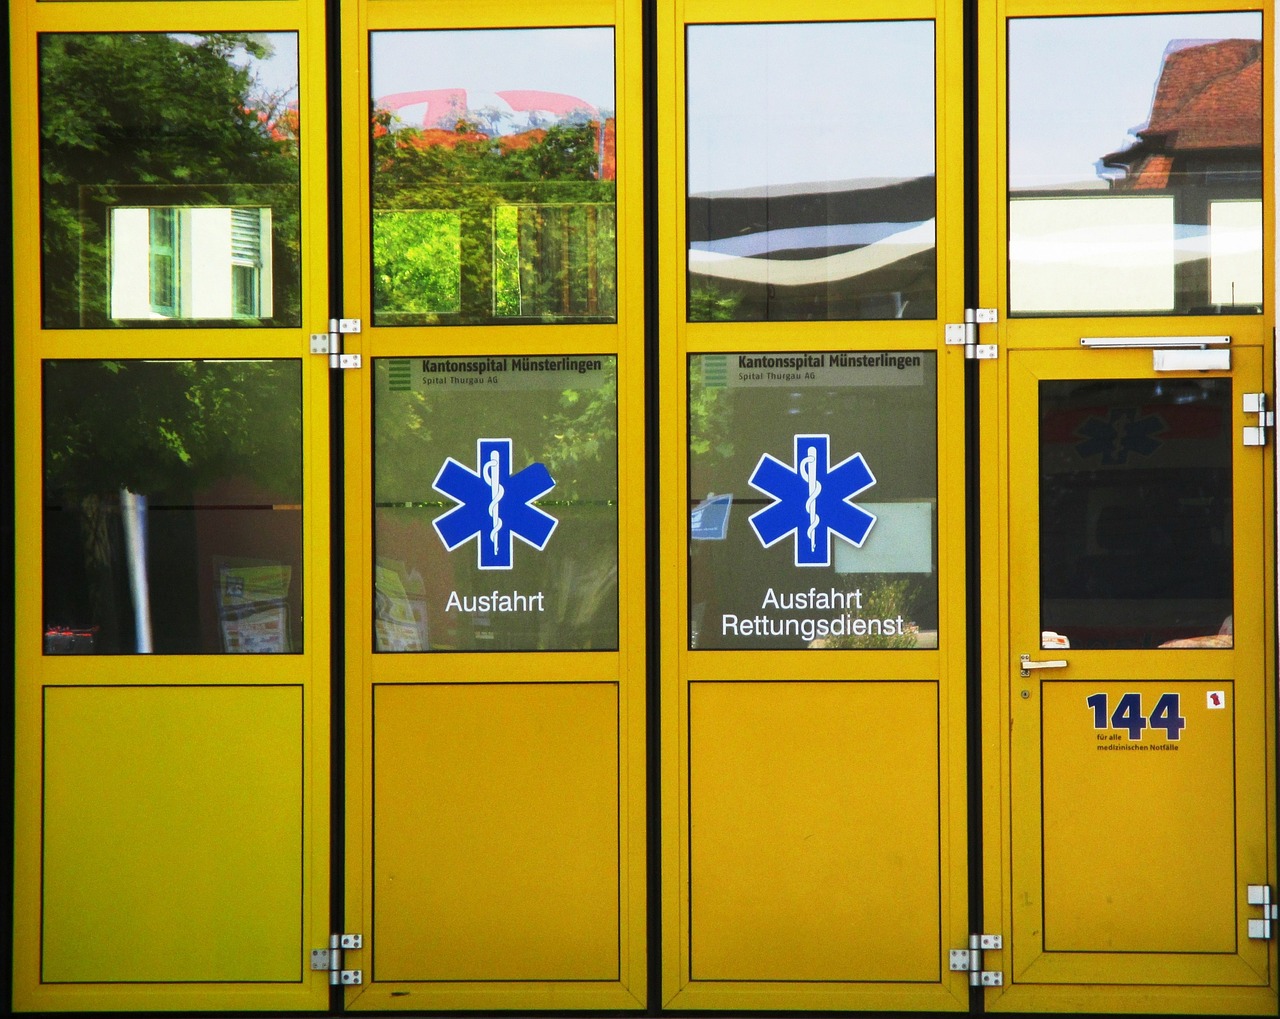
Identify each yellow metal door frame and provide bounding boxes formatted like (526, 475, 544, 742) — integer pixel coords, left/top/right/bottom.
(657, 0, 971, 1009)
(10, 0, 334, 1010)
(337, 0, 648, 1009)
(976, 0, 1277, 1011)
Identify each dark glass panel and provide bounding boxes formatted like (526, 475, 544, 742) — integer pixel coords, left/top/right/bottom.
(43, 360, 303, 654)
(1039, 378, 1232, 649)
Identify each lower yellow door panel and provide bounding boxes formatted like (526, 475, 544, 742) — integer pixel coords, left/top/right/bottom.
(371, 682, 620, 982)
(689, 681, 940, 983)
(664, 674, 970, 1012)
(14, 681, 329, 1012)
(345, 673, 647, 1011)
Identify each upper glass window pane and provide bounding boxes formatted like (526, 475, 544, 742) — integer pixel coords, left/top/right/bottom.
(39, 33, 301, 329)
(43, 359, 303, 654)
(686, 21, 936, 322)
(1040, 378, 1232, 649)
(1009, 13, 1262, 317)
(370, 29, 617, 326)
(688, 351, 938, 649)
(373, 355, 619, 651)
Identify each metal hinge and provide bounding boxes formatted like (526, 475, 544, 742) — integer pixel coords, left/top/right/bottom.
(949, 933, 1003, 986)
(310, 933, 363, 985)
(945, 308, 998, 360)
(1248, 886, 1278, 938)
(310, 318, 363, 370)
(1243, 394, 1273, 446)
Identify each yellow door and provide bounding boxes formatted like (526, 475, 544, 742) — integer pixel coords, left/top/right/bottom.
(986, 346, 1275, 1012)
(979, 2, 1277, 1011)
(658, 0, 972, 1009)
(336, 0, 649, 1009)
(10, 0, 334, 1010)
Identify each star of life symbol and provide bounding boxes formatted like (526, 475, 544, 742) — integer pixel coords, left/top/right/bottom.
(432, 438, 558, 570)
(748, 434, 877, 567)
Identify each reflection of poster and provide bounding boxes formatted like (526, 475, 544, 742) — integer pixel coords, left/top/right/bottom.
(217, 561, 292, 653)
(375, 558, 429, 651)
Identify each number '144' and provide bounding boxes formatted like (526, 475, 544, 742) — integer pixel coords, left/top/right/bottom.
(1087, 692, 1186, 740)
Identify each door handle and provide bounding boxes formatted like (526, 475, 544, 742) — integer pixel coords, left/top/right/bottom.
(1020, 653, 1068, 677)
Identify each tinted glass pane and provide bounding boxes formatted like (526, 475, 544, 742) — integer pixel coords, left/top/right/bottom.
(373, 356, 618, 651)
(370, 29, 617, 326)
(689, 352, 938, 649)
(43, 360, 303, 654)
(39, 33, 301, 328)
(1009, 14, 1262, 317)
(686, 21, 936, 322)
(1040, 379, 1232, 649)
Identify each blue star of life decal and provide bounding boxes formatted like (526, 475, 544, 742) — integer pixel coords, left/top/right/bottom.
(432, 438, 558, 570)
(1074, 408, 1164, 465)
(748, 434, 877, 567)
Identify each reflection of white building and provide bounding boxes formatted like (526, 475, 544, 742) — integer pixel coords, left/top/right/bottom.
(110, 207, 273, 320)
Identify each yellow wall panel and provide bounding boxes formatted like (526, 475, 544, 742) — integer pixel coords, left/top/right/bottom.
(42, 685, 304, 984)
(689, 680, 940, 982)
(371, 682, 619, 982)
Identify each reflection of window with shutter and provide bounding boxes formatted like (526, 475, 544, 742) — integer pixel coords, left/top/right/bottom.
(148, 208, 179, 317)
(231, 208, 263, 318)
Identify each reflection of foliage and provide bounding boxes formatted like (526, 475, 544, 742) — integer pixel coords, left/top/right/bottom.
(687, 357, 734, 461)
(544, 374, 617, 484)
(39, 32, 301, 327)
(824, 576, 919, 649)
(44, 360, 302, 502)
(371, 108, 616, 323)
(689, 283, 743, 322)
(372, 210, 462, 316)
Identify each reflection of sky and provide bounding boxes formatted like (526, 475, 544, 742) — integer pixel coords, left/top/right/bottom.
(168, 33, 300, 106)
(1009, 12, 1260, 189)
(371, 28, 615, 128)
(686, 21, 935, 195)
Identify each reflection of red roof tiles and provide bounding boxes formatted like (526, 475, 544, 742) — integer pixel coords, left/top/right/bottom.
(1142, 39, 1261, 150)
(1130, 154, 1173, 190)
(1104, 38, 1260, 188)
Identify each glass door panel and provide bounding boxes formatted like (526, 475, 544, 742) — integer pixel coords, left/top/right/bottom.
(340, 0, 648, 1010)
(659, 0, 970, 1010)
(10, 0, 332, 1010)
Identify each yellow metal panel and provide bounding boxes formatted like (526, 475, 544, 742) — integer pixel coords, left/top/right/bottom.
(371, 682, 620, 982)
(42, 685, 304, 983)
(689, 680, 940, 982)
(1041, 681, 1236, 954)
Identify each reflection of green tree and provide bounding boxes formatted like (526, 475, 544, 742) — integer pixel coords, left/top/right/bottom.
(45, 361, 301, 501)
(39, 33, 301, 327)
(371, 110, 615, 324)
